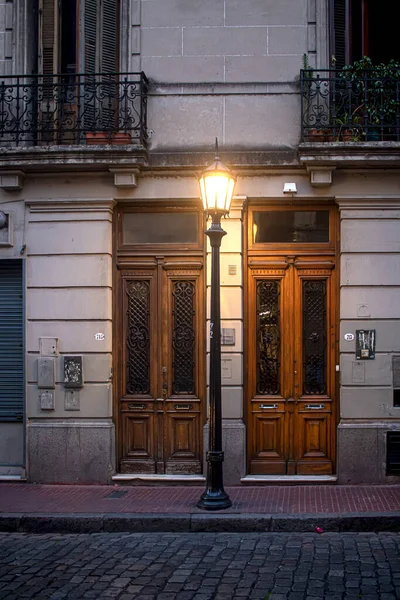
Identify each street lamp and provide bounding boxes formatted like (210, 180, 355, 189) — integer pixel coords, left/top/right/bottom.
(197, 140, 236, 511)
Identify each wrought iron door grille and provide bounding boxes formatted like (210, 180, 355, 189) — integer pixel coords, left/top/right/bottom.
(256, 280, 280, 395)
(126, 280, 150, 395)
(303, 280, 327, 395)
(172, 281, 196, 395)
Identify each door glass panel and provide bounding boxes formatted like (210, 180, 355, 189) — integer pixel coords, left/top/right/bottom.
(253, 211, 329, 243)
(256, 280, 280, 395)
(126, 280, 150, 394)
(303, 280, 327, 394)
(123, 213, 198, 244)
(172, 281, 196, 394)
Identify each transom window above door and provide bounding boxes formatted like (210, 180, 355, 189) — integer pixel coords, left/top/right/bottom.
(248, 205, 336, 252)
(119, 206, 204, 252)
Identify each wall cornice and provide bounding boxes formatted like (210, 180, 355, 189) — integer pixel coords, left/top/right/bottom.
(335, 195, 400, 209)
(27, 198, 117, 213)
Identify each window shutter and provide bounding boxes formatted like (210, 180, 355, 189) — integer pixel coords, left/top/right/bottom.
(84, 0, 98, 73)
(84, 0, 118, 74)
(0, 261, 24, 423)
(83, 0, 118, 130)
(100, 0, 118, 73)
(332, 0, 347, 69)
(39, 0, 59, 75)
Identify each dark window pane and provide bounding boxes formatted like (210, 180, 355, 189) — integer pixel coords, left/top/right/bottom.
(387, 432, 400, 475)
(256, 280, 280, 395)
(172, 281, 196, 395)
(303, 280, 327, 395)
(394, 390, 400, 408)
(126, 280, 150, 395)
(123, 213, 198, 244)
(253, 211, 329, 243)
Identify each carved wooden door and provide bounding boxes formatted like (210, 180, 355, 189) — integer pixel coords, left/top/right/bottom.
(117, 259, 204, 474)
(247, 257, 337, 475)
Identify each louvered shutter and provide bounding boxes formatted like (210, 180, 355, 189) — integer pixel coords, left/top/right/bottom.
(332, 0, 347, 69)
(40, 0, 59, 76)
(100, 0, 118, 129)
(0, 260, 24, 423)
(83, 0, 118, 131)
(84, 0, 98, 73)
(101, 0, 118, 73)
(83, 0, 98, 130)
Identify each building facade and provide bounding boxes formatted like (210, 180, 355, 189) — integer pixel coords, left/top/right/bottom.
(1, 0, 400, 485)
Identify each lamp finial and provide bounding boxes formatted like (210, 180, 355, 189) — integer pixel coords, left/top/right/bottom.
(215, 137, 219, 160)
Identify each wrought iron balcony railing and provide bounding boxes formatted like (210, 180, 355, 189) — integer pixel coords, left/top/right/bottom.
(0, 72, 148, 147)
(301, 69, 400, 142)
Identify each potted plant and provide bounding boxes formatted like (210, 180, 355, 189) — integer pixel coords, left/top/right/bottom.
(335, 107, 365, 141)
(337, 57, 400, 141)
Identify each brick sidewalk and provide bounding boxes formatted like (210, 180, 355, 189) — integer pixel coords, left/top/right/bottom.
(0, 483, 400, 515)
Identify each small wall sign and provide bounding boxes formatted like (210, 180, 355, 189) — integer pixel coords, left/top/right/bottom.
(63, 356, 83, 388)
(95, 333, 105, 341)
(344, 333, 355, 341)
(355, 329, 376, 360)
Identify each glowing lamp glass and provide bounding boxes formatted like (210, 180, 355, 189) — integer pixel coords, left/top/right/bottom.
(199, 172, 235, 214)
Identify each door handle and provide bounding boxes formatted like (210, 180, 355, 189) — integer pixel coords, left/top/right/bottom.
(174, 404, 193, 410)
(304, 404, 325, 410)
(259, 404, 278, 409)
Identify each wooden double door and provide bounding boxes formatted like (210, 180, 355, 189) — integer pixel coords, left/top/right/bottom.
(115, 257, 205, 474)
(247, 256, 337, 475)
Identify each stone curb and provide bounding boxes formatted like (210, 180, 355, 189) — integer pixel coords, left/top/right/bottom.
(1, 512, 400, 533)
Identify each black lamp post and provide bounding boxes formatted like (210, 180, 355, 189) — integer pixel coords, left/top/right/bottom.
(197, 140, 236, 511)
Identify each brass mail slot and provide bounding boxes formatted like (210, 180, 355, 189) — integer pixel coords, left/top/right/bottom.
(174, 404, 193, 410)
(304, 404, 325, 410)
(128, 403, 147, 410)
(259, 404, 278, 409)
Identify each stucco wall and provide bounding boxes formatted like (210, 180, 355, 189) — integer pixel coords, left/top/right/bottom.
(136, 0, 328, 151)
(0, 175, 117, 483)
(337, 198, 400, 483)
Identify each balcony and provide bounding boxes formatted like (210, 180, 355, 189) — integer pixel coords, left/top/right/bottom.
(300, 68, 400, 143)
(0, 72, 148, 148)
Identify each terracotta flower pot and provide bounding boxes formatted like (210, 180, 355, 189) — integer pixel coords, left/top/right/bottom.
(85, 132, 132, 145)
(110, 132, 132, 145)
(305, 128, 324, 142)
(341, 128, 354, 142)
(85, 132, 109, 145)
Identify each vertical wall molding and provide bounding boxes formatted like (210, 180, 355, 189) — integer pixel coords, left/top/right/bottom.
(120, 0, 141, 72)
(316, 0, 330, 68)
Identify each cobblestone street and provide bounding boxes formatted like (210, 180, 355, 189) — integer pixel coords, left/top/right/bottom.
(0, 532, 400, 600)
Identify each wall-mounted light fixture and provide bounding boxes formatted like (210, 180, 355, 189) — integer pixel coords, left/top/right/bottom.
(283, 183, 297, 194)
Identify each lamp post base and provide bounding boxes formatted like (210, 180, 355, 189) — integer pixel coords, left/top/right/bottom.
(197, 491, 232, 511)
(197, 450, 232, 510)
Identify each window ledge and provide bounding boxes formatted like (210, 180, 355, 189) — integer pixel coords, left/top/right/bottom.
(0, 144, 148, 172)
(299, 141, 400, 168)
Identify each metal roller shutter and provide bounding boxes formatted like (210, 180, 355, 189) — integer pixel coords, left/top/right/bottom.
(0, 260, 24, 422)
